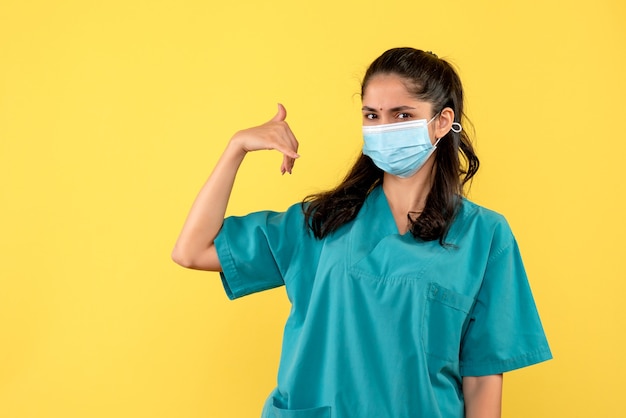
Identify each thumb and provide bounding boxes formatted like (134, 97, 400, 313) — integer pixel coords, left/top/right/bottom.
(270, 103, 287, 122)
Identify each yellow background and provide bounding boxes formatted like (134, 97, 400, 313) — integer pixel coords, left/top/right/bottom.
(1, 0, 624, 417)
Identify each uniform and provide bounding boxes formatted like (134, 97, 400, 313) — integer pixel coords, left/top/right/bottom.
(215, 185, 552, 417)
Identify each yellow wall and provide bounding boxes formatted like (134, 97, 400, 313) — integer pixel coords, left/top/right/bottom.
(1, 0, 624, 417)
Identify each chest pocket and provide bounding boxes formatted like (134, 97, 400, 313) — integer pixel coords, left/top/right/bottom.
(423, 283, 475, 362)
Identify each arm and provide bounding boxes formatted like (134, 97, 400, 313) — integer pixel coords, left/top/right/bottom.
(463, 374, 503, 418)
(171, 104, 299, 271)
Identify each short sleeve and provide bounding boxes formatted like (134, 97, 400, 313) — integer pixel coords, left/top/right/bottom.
(214, 204, 306, 300)
(459, 228, 552, 376)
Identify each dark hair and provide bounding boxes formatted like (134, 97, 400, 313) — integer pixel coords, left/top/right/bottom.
(302, 47, 479, 244)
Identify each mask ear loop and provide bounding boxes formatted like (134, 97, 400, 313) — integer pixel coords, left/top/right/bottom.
(450, 122, 462, 133)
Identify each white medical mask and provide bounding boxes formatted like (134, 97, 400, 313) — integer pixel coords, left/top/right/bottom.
(362, 116, 440, 178)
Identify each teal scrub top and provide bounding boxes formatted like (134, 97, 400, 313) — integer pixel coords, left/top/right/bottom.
(214, 186, 552, 418)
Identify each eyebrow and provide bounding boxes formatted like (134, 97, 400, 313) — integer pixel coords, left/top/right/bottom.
(361, 105, 417, 112)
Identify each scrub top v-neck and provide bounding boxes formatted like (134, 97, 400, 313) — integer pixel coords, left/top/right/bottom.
(214, 185, 552, 418)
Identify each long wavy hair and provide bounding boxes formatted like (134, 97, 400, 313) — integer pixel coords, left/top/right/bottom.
(302, 47, 479, 244)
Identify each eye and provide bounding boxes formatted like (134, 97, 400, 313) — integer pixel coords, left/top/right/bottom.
(363, 113, 378, 120)
(397, 112, 412, 119)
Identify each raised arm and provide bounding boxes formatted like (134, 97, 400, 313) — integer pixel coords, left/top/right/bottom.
(171, 104, 299, 271)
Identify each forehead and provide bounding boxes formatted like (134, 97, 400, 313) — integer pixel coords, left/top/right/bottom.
(362, 74, 432, 111)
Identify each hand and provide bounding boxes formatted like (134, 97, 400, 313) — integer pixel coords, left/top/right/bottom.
(230, 103, 300, 174)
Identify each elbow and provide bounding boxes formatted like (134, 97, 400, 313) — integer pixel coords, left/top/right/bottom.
(171, 243, 221, 271)
(171, 246, 196, 269)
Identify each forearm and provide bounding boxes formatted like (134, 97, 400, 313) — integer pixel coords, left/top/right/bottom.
(171, 140, 246, 271)
(463, 374, 503, 418)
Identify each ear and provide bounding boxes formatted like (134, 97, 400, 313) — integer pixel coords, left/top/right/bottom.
(434, 107, 455, 139)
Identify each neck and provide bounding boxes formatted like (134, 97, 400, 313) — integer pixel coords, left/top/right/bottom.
(382, 162, 435, 233)
(383, 161, 435, 208)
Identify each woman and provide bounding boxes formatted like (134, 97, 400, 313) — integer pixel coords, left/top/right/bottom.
(172, 47, 552, 418)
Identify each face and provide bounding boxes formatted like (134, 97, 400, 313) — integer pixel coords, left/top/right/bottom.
(362, 73, 456, 147)
(361, 73, 435, 121)
(361, 74, 439, 144)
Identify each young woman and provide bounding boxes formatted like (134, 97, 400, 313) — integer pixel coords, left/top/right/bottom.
(172, 47, 552, 418)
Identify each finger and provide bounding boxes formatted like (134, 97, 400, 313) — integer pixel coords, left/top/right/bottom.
(284, 126, 299, 156)
(270, 103, 287, 122)
(281, 154, 295, 175)
(273, 121, 300, 159)
(271, 127, 300, 159)
(273, 143, 299, 160)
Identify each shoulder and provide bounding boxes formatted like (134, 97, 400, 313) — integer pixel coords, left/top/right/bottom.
(452, 198, 516, 251)
(458, 198, 509, 227)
